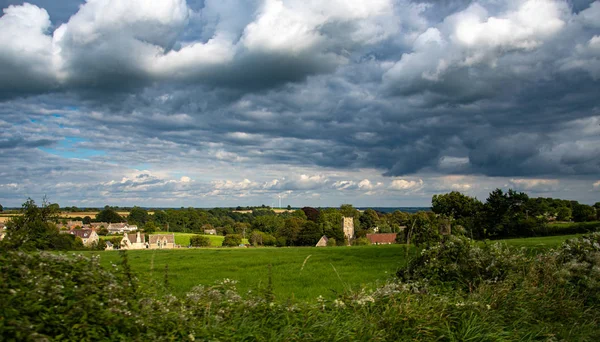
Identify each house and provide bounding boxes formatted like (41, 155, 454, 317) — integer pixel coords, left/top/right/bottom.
(67, 221, 84, 230)
(120, 231, 147, 250)
(148, 234, 176, 249)
(69, 229, 99, 246)
(105, 241, 114, 251)
(107, 223, 138, 234)
(204, 229, 217, 235)
(366, 233, 397, 245)
(315, 235, 328, 247)
(90, 222, 108, 230)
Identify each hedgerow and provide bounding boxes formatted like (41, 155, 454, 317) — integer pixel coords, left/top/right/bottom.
(1, 234, 600, 341)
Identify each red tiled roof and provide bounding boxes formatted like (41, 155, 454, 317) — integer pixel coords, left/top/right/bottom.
(366, 233, 397, 244)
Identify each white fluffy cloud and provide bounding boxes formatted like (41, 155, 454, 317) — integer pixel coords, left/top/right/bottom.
(389, 179, 424, 191)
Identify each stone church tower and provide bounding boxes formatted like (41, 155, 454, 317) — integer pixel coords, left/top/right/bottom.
(342, 217, 354, 245)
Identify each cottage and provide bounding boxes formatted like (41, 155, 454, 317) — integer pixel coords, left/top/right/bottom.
(90, 222, 108, 229)
(120, 231, 146, 250)
(105, 241, 114, 251)
(315, 235, 329, 247)
(148, 234, 176, 249)
(366, 233, 397, 245)
(67, 221, 84, 230)
(107, 223, 138, 234)
(69, 229, 99, 246)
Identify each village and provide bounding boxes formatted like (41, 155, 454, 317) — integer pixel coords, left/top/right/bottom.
(0, 215, 402, 250)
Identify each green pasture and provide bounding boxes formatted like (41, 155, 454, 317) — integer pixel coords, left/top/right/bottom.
(86, 245, 408, 300)
(85, 234, 576, 301)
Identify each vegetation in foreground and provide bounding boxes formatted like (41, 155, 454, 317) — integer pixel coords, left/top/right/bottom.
(2, 233, 600, 341)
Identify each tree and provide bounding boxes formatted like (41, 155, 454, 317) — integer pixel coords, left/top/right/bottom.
(301, 207, 319, 222)
(96, 208, 123, 223)
(1, 198, 71, 251)
(277, 217, 303, 246)
(143, 222, 158, 234)
(296, 221, 323, 246)
(83, 216, 92, 224)
(0, 203, 3, 212)
(190, 235, 211, 247)
(222, 234, 242, 247)
(556, 206, 572, 221)
(128, 206, 149, 225)
(359, 209, 379, 230)
(572, 204, 596, 222)
(405, 212, 442, 247)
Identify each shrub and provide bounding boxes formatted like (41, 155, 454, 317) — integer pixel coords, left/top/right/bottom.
(223, 234, 242, 247)
(190, 235, 211, 247)
(398, 235, 529, 290)
(352, 237, 371, 246)
(326, 237, 337, 247)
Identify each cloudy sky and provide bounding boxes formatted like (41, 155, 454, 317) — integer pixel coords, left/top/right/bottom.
(0, 0, 599, 208)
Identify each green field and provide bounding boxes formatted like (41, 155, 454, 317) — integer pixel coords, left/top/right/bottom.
(85, 234, 577, 301)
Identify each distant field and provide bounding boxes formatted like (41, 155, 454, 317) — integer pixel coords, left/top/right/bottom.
(82, 234, 579, 301)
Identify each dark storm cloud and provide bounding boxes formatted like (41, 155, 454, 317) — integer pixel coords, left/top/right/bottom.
(1, 0, 600, 207)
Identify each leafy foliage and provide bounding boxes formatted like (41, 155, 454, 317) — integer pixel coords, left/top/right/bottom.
(223, 234, 243, 247)
(189, 235, 211, 247)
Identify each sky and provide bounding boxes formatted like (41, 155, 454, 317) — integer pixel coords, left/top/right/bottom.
(0, 0, 599, 208)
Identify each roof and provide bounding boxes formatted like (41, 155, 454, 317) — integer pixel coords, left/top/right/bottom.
(126, 233, 146, 243)
(70, 229, 95, 239)
(366, 233, 397, 244)
(109, 223, 127, 228)
(106, 241, 113, 247)
(149, 234, 175, 244)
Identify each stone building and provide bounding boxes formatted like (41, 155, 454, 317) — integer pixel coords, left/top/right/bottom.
(69, 229, 99, 246)
(315, 235, 329, 247)
(120, 231, 146, 250)
(342, 217, 354, 245)
(148, 234, 176, 249)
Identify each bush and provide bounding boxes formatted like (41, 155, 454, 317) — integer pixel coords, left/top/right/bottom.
(223, 234, 242, 247)
(326, 237, 337, 247)
(398, 235, 529, 290)
(190, 235, 211, 247)
(352, 237, 371, 246)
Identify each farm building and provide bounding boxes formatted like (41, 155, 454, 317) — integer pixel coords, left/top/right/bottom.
(121, 232, 146, 250)
(315, 235, 328, 247)
(149, 234, 176, 249)
(68, 229, 99, 246)
(366, 233, 397, 245)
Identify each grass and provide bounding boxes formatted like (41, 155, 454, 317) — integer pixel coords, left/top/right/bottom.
(84, 245, 409, 300)
(83, 234, 577, 301)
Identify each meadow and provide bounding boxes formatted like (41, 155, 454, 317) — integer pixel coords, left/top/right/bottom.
(85, 234, 577, 301)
